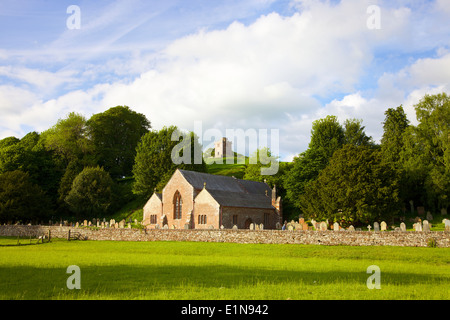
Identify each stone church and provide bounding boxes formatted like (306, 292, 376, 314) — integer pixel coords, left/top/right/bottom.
(143, 169, 282, 230)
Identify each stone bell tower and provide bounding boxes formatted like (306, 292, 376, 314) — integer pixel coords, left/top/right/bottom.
(214, 137, 233, 158)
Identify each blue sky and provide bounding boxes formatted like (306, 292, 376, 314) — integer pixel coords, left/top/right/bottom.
(1, 0, 449, 161)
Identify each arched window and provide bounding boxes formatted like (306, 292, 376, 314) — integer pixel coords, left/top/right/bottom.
(173, 191, 182, 219)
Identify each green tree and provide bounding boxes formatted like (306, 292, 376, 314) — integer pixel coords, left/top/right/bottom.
(284, 115, 345, 210)
(299, 145, 401, 226)
(65, 166, 114, 217)
(343, 118, 375, 147)
(132, 126, 207, 197)
(87, 106, 151, 178)
(380, 106, 410, 165)
(0, 170, 52, 223)
(40, 112, 94, 166)
(401, 93, 450, 211)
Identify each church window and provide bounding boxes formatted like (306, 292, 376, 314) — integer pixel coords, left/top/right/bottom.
(173, 191, 182, 219)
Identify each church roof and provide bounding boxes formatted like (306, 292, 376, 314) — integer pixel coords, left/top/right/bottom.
(178, 169, 275, 209)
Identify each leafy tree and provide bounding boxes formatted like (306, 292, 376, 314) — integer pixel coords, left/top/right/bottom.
(87, 106, 151, 178)
(343, 118, 375, 147)
(0, 170, 52, 223)
(284, 115, 345, 210)
(299, 145, 401, 226)
(380, 106, 410, 165)
(132, 126, 207, 197)
(40, 112, 94, 166)
(65, 166, 114, 217)
(401, 93, 450, 211)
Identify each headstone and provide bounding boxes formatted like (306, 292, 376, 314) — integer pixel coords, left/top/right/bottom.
(333, 222, 340, 232)
(319, 221, 327, 231)
(400, 222, 406, 232)
(275, 222, 281, 230)
(426, 212, 433, 221)
(367, 225, 372, 231)
(422, 220, 430, 232)
(75, 222, 79, 228)
(380, 221, 387, 231)
(417, 206, 425, 216)
(105, 222, 110, 228)
(119, 220, 125, 228)
(260, 223, 264, 230)
(88, 221, 92, 226)
(115, 222, 119, 229)
(155, 224, 160, 229)
(128, 222, 131, 229)
(302, 223, 308, 231)
(255, 224, 260, 231)
(163, 224, 168, 229)
(84, 220, 88, 226)
(444, 219, 450, 231)
(374, 222, 380, 232)
(299, 218, 305, 225)
(249, 223, 255, 230)
(220, 225, 224, 230)
(288, 225, 294, 231)
(184, 223, 190, 229)
(348, 225, 355, 232)
(232, 225, 238, 230)
(97, 220, 100, 227)
(413, 222, 422, 232)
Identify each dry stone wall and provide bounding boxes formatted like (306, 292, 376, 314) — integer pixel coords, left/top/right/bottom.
(1, 225, 450, 247)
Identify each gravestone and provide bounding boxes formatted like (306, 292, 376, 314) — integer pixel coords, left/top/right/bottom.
(333, 222, 340, 231)
(373, 222, 380, 232)
(75, 222, 79, 228)
(119, 220, 125, 229)
(302, 223, 308, 231)
(417, 206, 425, 216)
(232, 225, 238, 230)
(288, 225, 294, 231)
(400, 222, 406, 232)
(444, 219, 450, 231)
(249, 223, 255, 230)
(426, 212, 433, 221)
(115, 222, 119, 229)
(380, 221, 387, 231)
(97, 220, 100, 228)
(275, 222, 281, 230)
(260, 223, 264, 230)
(319, 221, 327, 231)
(220, 225, 224, 230)
(184, 223, 190, 229)
(422, 220, 430, 232)
(84, 220, 88, 226)
(128, 222, 131, 229)
(163, 224, 168, 229)
(347, 225, 355, 232)
(367, 225, 372, 231)
(413, 222, 422, 232)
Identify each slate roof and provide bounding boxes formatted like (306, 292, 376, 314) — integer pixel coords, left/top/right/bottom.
(178, 169, 275, 209)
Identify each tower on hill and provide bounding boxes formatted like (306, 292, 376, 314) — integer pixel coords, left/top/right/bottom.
(214, 137, 233, 158)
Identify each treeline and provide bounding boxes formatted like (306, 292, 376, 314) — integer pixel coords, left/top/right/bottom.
(0, 93, 448, 225)
(245, 92, 449, 226)
(0, 106, 207, 223)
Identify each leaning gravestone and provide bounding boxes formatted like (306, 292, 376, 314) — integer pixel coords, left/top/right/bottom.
(400, 222, 406, 232)
(374, 222, 380, 232)
(380, 221, 387, 231)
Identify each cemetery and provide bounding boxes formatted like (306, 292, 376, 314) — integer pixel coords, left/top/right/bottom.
(1, 214, 449, 247)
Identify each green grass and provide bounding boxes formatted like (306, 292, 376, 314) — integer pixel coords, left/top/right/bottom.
(0, 237, 449, 300)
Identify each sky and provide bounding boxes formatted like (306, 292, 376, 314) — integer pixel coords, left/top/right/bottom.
(1, 0, 450, 161)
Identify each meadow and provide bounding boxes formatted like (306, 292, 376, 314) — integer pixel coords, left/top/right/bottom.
(1, 237, 449, 300)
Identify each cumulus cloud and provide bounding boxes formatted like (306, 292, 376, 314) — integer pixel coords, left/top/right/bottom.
(1, 0, 449, 162)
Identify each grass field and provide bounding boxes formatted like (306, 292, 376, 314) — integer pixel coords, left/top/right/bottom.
(0, 237, 449, 300)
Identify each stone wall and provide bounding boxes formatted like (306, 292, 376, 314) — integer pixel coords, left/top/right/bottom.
(1, 225, 450, 247)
